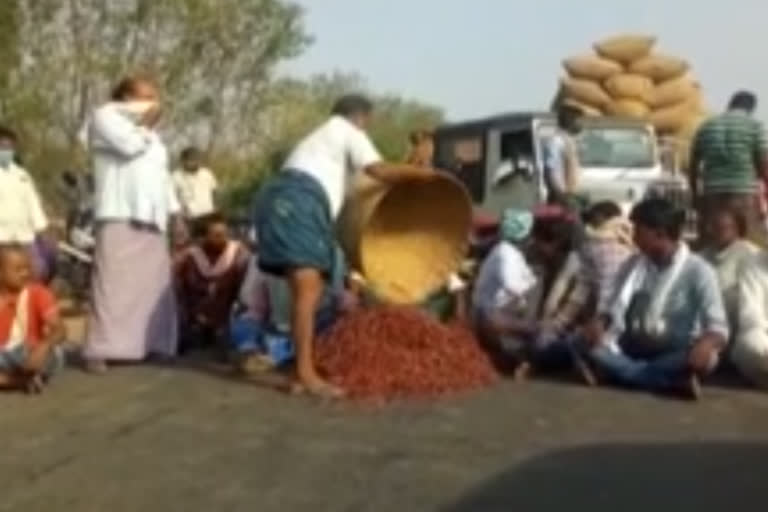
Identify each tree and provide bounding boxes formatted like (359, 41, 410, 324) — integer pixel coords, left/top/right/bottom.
(223, 72, 443, 211)
(2, 0, 310, 176)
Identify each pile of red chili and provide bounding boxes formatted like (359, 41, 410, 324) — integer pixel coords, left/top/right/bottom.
(316, 306, 498, 402)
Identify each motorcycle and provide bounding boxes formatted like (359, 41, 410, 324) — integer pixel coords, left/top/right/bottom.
(57, 171, 95, 302)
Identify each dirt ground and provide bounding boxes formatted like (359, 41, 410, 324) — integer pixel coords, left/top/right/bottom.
(3, 316, 768, 511)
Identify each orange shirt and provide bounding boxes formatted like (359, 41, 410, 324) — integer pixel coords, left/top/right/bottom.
(0, 284, 58, 348)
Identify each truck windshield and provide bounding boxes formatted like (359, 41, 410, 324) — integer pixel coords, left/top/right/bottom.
(576, 127, 656, 168)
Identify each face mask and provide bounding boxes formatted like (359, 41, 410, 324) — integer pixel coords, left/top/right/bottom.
(0, 149, 14, 167)
(113, 100, 157, 123)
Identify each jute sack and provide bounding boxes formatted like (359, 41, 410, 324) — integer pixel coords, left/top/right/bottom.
(674, 114, 709, 169)
(561, 98, 603, 116)
(649, 100, 696, 133)
(676, 113, 708, 140)
(563, 55, 623, 81)
(650, 75, 696, 108)
(594, 35, 656, 63)
(629, 54, 689, 82)
(604, 74, 654, 102)
(560, 77, 612, 109)
(607, 99, 650, 118)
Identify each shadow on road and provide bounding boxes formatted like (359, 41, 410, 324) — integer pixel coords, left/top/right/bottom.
(443, 441, 768, 512)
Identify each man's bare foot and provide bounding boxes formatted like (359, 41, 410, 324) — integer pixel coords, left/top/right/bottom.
(296, 374, 346, 399)
(84, 359, 108, 374)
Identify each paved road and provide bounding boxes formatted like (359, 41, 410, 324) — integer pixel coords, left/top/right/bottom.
(3, 358, 768, 512)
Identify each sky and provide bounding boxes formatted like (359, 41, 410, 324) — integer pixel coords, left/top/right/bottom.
(285, 0, 768, 121)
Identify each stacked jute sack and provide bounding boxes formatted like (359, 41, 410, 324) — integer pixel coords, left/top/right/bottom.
(556, 34, 709, 160)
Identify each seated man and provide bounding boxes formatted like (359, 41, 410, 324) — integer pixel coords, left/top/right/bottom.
(174, 212, 250, 354)
(231, 246, 353, 376)
(523, 209, 594, 381)
(0, 245, 64, 393)
(472, 209, 537, 350)
(584, 199, 728, 400)
(731, 251, 768, 389)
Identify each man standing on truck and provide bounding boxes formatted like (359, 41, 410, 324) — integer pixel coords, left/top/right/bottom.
(690, 90, 768, 246)
(542, 104, 583, 212)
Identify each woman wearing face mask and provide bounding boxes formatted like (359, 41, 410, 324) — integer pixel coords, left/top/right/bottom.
(80, 76, 182, 373)
(0, 126, 51, 281)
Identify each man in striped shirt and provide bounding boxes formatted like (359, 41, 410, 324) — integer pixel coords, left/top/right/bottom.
(690, 91, 768, 246)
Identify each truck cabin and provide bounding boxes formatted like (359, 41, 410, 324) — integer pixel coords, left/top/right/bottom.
(434, 112, 679, 227)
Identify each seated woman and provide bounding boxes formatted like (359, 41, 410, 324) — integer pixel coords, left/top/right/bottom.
(472, 209, 537, 352)
(0, 245, 64, 394)
(231, 246, 353, 375)
(583, 199, 728, 400)
(580, 201, 635, 314)
(700, 207, 758, 329)
(175, 212, 250, 354)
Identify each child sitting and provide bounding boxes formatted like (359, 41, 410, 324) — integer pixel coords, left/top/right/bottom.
(0, 245, 63, 393)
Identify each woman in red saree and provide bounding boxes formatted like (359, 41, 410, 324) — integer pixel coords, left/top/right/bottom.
(175, 212, 250, 353)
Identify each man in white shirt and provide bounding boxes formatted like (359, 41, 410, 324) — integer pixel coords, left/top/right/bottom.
(0, 127, 48, 245)
(82, 76, 181, 373)
(172, 147, 218, 232)
(254, 94, 434, 398)
(0, 126, 50, 279)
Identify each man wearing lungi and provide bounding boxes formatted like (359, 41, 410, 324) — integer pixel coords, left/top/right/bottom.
(81, 76, 182, 373)
(255, 95, 434, 398)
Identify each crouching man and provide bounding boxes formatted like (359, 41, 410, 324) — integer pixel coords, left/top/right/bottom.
(0, 245, 64, 393)
(583, 199, 728, 400)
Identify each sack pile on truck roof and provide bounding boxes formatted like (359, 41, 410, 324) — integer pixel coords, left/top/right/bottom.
(555, 34, 710, 143)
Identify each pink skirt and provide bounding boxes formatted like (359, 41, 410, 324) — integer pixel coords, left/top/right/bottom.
(83, 222, 178, 361)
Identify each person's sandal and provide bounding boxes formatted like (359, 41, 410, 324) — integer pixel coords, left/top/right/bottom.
(24, 374, 45, 395)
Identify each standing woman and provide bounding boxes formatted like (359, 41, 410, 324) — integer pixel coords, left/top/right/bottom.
(81, 76, 181, 373)
(255, 94, 433, 397)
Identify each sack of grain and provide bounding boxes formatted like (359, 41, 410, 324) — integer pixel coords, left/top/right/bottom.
(563, 55, 623, 81)
(607, 99, 650, 118)
(594, 35, 656, 63)
(562, 98, 603, 116)
(650, 75, 696, 108)
(560, 77, 612, 109)
(604, 74, 654, 101)
(629, 54, 689, 82)
(649, 100, 696, 134)
(674, 114, 709, 169)
(677, 113, 708, 140)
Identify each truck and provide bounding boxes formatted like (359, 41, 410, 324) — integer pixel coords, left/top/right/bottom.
(432, 112, 694, 247)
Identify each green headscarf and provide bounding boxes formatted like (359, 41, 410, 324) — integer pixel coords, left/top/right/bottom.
(500, 209, 533, 243)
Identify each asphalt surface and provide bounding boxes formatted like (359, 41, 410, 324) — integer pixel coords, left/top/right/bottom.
(4, 353, 768, 512)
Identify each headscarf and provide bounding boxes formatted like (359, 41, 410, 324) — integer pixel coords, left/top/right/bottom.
(532, 203, 578, 223)
(585, 216, 634, 247)
(499, 209, 533, 243)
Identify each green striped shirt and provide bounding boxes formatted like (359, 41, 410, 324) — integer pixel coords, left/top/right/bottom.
(692, 111, 768, 193)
